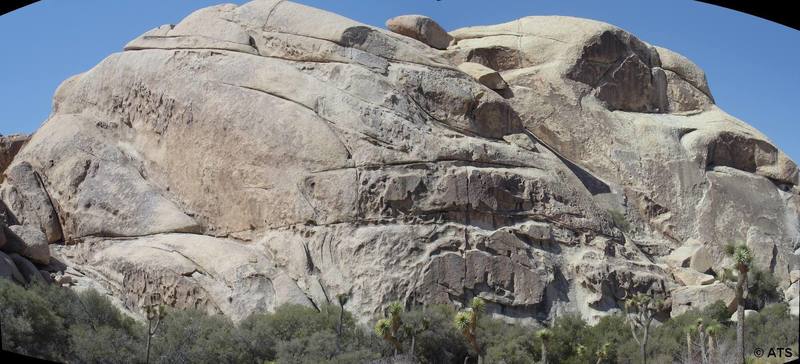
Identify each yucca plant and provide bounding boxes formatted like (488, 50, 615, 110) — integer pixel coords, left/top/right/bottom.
(375, 301, 404, 355)
(454, 297, 485, 364)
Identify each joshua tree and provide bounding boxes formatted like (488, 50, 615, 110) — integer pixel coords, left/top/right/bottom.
(336, 293, 349, 337)
(375, 318, 402, 355)
(375, 301, 404, 355)
(144, 294, 166, 364)
(688, 318, 709, 364)
(685, 324, 694, 364)
(336, 292, 349, 351)
(705, 321, 722, 364)
(595, 342, 612, 364)
(724, 243, 752, 364)
(535, 328, 552, 364)
(454, 297, 485, 364)
(624, 292, 666, 364)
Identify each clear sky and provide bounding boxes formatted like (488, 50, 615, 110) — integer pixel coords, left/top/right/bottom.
(0, 0, 797, 161)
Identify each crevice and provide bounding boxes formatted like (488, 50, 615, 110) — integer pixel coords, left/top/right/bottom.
(147, 246, 217, 280)
(524, 128, 611, 195)
(310, 158, 543, 174)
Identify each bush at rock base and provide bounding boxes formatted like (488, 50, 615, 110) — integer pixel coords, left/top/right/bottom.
(1, 279, 797, 363)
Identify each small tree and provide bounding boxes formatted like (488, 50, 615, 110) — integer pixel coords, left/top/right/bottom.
(535, 328, 552, 364)
(454, 297, 485, 364)
(624, 293, 666, 364)
(724, 243, 752, 364)
(144, 294, 166, 364)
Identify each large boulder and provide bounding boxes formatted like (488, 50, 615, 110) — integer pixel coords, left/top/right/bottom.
(386, 15, 453, 50)
(6, 224, 50, 265)
(1, 1, 797, 326)
(672, 268, 714, 286)
(457, 62, 508, 90)
(0, 250, 25, 283)
(0, 162, 62, 243)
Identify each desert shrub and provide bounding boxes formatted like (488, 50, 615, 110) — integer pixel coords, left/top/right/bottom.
(608, 209, 631, 232)
(739, 303, 799, 357)
(240, 303, 381, 364)
(745, 269, 783, 310)
(404, 304, 469, 364)
(0, 278, 67, 361)
(482, 319, 537, 364)
(1, 277, 796, 364)
(149, 308, 249, 364)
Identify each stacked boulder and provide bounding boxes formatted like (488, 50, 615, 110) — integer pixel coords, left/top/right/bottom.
(0, 134, 59, 286)
(660, 241, 735, 317)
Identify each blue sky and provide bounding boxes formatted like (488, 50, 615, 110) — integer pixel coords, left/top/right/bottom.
(0, 0, 797, 161)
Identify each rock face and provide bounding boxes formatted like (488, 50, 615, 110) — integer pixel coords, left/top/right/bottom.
(1, 1, 798, 324)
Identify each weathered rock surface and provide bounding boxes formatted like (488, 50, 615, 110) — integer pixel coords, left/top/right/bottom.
(1, 1, 797, 325)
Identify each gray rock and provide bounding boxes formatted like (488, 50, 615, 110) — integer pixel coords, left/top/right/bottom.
(8, 253, 44, 283)
(386, 15, 453, 50)
(0, 250, 25, 284)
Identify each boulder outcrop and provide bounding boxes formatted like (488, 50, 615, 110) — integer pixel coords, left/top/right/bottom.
(0, 0, 797, 324)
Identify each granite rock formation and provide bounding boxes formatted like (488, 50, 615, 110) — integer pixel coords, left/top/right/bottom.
(1, 1, 798, 324)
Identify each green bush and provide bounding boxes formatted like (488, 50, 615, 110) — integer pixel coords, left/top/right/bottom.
(1, 277, 797, 364)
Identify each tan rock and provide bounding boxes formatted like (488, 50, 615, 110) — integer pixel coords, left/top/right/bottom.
(457, 62, 508, 90)
(386, 15, 453, 50)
